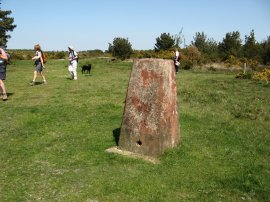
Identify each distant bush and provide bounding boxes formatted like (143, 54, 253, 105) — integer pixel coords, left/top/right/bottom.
(235, 72, 253, 79)
(182, 45, 202, 68)
(7, 49, 109, 60)
(133, 47, 203, 70)
(181, 61, 193, 70)
(132, 49, 174, 60)
(79, 49, 108, 59)
(246, 59, 260, 70)
(252, 68, 270, 84)
(132, 50, 155, 58)
(225, 55, 242, 67)
(109, 37, 133, 60)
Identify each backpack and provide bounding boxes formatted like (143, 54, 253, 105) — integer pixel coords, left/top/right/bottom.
(0, 48, 11, 65)
(71, 50, 79, 63)
(41, 50, 47, 64)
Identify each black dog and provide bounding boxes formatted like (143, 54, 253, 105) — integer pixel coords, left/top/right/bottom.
(81, 64, 92, 74)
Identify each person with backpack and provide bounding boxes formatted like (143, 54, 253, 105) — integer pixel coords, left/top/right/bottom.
(0, 47, 9, 101)
(30, 44, 47, 86)
(68, 45, 78, 80)
(174, 48, 181, 74)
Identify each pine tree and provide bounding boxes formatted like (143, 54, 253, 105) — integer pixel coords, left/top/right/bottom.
(218, 31, 242, 60)
(0, 1, 16, 47)
(110, 37, 133, 60)
(154, 33, 175, 51)
(243, 29, 261, 61)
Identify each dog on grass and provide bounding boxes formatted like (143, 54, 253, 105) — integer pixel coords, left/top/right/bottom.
(81, 64, 92, 74)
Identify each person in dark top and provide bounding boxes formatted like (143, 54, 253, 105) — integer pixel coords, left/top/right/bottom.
(174, 48, 181, 74)
(0, 47, 8, 101)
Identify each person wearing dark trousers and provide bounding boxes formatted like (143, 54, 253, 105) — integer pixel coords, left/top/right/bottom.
(174, 48, 181, 74)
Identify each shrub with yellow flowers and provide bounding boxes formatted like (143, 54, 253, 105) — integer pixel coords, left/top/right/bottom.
(252, 68, 270, 84)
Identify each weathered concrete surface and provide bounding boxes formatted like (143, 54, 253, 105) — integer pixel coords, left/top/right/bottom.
(119, 58, 180, 157)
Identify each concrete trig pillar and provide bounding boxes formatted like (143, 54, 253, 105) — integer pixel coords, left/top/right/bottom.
(119, 58, 180, 157)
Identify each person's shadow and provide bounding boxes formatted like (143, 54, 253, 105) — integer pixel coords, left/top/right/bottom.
(113, 128, 121, 146)
(31, 81, 44, 85)
(7, 92, 14, 97)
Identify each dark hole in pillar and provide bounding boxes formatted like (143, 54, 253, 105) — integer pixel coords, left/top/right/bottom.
(136, 140, 142, 146)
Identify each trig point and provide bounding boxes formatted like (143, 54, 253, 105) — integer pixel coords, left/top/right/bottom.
(119, 58, 180, 157)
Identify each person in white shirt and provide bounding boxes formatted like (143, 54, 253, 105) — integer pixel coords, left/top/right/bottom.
(68, 46, 78, 80)
(174, 48, 181, 74)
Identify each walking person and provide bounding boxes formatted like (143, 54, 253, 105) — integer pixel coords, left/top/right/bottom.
(174, 48, 181, 74)
(30, 44, 47, 85)
(68, 46, 78, 80)
(0, 47, 8, 101)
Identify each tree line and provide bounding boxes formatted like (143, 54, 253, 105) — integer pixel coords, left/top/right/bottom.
(108, 31, 270, 68)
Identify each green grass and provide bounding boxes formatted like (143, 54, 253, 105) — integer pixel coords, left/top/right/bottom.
(0, 59, 269, 201)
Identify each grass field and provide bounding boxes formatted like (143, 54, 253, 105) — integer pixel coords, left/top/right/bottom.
(0, 59, 269, 201)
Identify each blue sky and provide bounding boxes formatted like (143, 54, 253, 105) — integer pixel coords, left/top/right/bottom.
(2, 0, 270, 51)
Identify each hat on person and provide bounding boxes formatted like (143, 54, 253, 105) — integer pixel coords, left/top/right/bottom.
(68, 45, 74, 50)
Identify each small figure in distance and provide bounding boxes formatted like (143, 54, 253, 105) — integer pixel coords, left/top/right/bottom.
(30, 44, 47, 85)
(174, 48, 181, 74)
(68, 45, 78, 80)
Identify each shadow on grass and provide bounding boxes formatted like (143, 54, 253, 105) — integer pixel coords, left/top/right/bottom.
(31, 81, 44, 86)
(7, 92, 14, 97)
(83, 74, 91, 77)
(113, 128, 121, 146)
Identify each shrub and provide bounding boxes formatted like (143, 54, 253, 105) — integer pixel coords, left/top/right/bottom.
(109, 37, 133, 60)
(182, 45, 202, 67)
(235, 72, 253, 79)
(252, 68, 270, 84)
(225, 55, 241, 67)
(247, 59, 260, 70)
(181, 61, 193, 70)
(208, 66, 216, 71)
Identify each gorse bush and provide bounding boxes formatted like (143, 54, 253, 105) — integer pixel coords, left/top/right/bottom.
(246, 59, 260, 70)
(252, 68, 270, 84)
(225, 55, 242, 67)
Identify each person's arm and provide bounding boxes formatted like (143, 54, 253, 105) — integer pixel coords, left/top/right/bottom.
(40, 53, 44, 67)
(0, 48, 8, 61)
(32, 51, 41, 60)
(32, 55, 39, 60)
